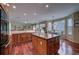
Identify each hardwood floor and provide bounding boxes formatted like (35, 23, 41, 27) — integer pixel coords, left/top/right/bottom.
(11, 42, 33, 55)
(10, 39, 79, 55)
(59, 39, 79, 55)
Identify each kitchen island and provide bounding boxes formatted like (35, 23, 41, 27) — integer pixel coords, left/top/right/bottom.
(32, 33, 60, 55)
(11, 30, 35, 46)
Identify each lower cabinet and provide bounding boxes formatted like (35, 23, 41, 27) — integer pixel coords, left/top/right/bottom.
(21, 33, 32, 43)
(47, 37, 59, 54)
(12, 34, 18, 46)
(32, 35, 60, 55)
(12, 33, 32, 46)
(37, 38, 47, 55)
(32, 36, 38, 54)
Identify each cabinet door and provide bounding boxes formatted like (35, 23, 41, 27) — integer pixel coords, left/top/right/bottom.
(37, 38, 47, 55)
(12, 34, 15, 46)
(47, 39, 55, 54)
(15, 34, 18, 46)
(47, 37, 60, 54)
(17, 34, 21, 44)
(21, 33, 32, 43)
(26, 33, 32, 42)
(12, 34, 18, 46)
(54, 37, 60, 53)
(32, 35, 38, 55)
(21, 33, 27, 43)
(25, 33, 29, 42)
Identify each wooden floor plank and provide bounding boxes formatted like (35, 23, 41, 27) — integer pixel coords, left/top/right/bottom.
(10, 39, 79, 55)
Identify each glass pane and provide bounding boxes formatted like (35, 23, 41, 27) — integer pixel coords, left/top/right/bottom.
(39, 23, 46, 33)
(47, 22, 52, 31)
(67, 18, 73, 35)
(53, 20, 65, 35)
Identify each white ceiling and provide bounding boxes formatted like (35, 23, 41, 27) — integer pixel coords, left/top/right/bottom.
(9, 3, 79, 24)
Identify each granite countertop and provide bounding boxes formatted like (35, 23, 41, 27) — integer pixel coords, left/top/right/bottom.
(11, 30, 59, 39)
(11, 30, 35, 34)
(32, 32, 60, 39)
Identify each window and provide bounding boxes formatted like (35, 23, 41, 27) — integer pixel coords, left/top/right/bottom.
(47, 22, 52, 31)
(67, 18, 73, 35)
(39, 23, 46, 33)
(53, 20, 65, 35)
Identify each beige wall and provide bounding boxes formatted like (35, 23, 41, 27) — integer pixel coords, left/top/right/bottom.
(73, 11, 79, 43)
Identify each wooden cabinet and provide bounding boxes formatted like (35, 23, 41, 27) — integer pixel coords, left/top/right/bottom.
(26, 33, 32, 41)
(18, 34, 21, 44)
(32, 35, 47, 55)
(21, 33, 26, 43)
(32, 36, 38, 54)
(21, 33, 32, 43)
(47, 39, 55, 54)
(12, 33, 32, 46)
(37, 38, 47, 55)
(12, 34, 18, 46)
(47, 37, 59, 54)
(32, 34, 60, 55)
(32, 36, 47, 55)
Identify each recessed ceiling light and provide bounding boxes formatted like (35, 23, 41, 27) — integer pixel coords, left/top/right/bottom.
(24, 13, 27, 16)
(45, 5, 49, 8)
(34, 12, 37, 16)
(13, 5, 16, 9)
(6, 4, 10, 6)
